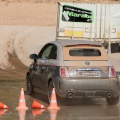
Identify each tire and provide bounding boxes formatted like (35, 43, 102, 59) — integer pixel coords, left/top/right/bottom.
(26, 74, 33, 95)
(48, 80, 54, 103)
(48, 80, 66, 105)
(106, 96, 119, 105)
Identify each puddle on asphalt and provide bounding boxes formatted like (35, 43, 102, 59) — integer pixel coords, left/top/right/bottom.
(0, 80, 120, 120)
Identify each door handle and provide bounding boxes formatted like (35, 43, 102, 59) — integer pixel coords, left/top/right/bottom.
(42, 66, 48, 71)
(35, 66, 40, 72)
(42, 67, 46, 70)
(36, 67, 40, 69)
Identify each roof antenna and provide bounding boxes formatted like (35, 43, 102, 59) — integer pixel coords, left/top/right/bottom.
(57, 2, 62, 6)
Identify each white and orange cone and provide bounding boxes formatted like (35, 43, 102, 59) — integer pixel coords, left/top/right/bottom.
(17, 110, 27, 120)
(0, 110, 4, 116)
(0, 102, 8, 109)
(49, 109, 58, 120)
(16, 88, 28, 110)
(48, 88, 60, 110)
(32, 99, 46, 109)
(0, 109, 8, 116)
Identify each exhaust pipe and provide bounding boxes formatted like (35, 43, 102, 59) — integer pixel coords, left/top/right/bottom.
(67, 92, 74, 98)
(106, 92, 113, 98)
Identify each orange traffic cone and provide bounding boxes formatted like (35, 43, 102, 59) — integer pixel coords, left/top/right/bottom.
(0, 109, 8, 116)
(49, 109, 58, 120)
(16, 88, 28, 110)
(48, 88, 60, 110)
(32, 109, 46, 117)
(32, 99, 46, 109)
(32, 109, 42, 117)
(0, 102, 8, 109)
(17, 110, 27, 120)
(0, 110, 4, 116)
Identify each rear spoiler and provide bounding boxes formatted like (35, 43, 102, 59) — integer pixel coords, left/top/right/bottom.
(64, 44, 102, 47)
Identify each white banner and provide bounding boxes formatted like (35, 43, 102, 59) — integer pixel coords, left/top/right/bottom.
(56, 3, 120, 40)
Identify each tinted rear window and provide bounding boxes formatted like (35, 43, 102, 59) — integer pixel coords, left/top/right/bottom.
(69, 49, 101, 56)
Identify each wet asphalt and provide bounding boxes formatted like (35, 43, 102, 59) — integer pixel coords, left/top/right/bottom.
(0, 79, 120, 120)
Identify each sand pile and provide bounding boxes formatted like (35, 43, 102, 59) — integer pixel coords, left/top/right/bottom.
(0, 2, 56, 71)
(0, 26, 56, 79)
(0, 3, 57, 79)
(0, 26, 55, 69)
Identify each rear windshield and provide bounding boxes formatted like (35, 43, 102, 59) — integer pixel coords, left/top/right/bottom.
(63, 46, 108, 61)
(69, 48, 101, 56)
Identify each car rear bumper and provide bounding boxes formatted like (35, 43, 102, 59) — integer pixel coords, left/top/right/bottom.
(55, 78, 120, 98)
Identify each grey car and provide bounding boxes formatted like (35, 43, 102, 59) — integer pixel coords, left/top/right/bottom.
(26, 40, 120, 105)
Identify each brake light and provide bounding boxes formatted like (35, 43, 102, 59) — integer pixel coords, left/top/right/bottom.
(59, 67, 69, 77)
(109, 67, 116, 77)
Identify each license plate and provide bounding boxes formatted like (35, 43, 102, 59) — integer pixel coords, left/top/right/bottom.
(78, 71, 100, 77)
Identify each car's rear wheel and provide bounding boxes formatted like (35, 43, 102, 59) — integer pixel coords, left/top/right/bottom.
(48, 80, 65, 105)
(26, 74, 33, 95)
(106, 96, 119, 105)
(48, 80, 54, 103)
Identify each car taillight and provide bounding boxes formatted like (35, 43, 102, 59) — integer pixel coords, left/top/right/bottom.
(109, 67, 116, 77)
(59, 67, 69, 77)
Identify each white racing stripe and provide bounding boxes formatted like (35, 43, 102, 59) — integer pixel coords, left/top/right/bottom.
(52, 90, 55, 94)
(41, 105, 44, 108)
(51, 114, 56, 118)
(21, 91, 24, 94)
(50, 100, 56, 103)
(19, 99, 25, 102)
(4, 109, 7, 112)
(4, 105, 6, 109)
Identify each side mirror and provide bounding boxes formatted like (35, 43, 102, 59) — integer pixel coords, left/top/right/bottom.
(29, 54, 38, 59)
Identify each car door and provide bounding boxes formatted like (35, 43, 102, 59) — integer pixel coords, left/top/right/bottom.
(41, 44, 57, 93)
(32, 44, 53, 91)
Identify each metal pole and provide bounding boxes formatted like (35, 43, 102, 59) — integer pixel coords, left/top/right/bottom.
(108, 4, 111, 54)
(99, 4, 102, 39)
(72, 0, 76, 39)
(95, 4, 97, 41)
(90, 4, 93, 41)
(104, 4, 106, 42)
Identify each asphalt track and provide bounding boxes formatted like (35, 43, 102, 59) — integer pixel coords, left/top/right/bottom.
(0, 79, 120, 120)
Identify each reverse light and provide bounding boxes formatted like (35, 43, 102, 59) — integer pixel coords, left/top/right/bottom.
(59, 67, 69, 77)
(109, 66, 116, 77)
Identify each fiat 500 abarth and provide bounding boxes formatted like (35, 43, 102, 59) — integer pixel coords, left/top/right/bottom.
(26, 40, 120, 105)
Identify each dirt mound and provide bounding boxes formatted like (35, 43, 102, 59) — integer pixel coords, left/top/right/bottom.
(0, 53, 28, 80)
(0, 26, 56, 80)
(0, 0, 119, 3)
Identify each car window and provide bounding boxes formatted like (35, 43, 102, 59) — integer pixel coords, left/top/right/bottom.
(69, 48, 101, 56)
(38, 44, 53, 59)
(49, 45, 57, 59)
(63, 46, 108, 61)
